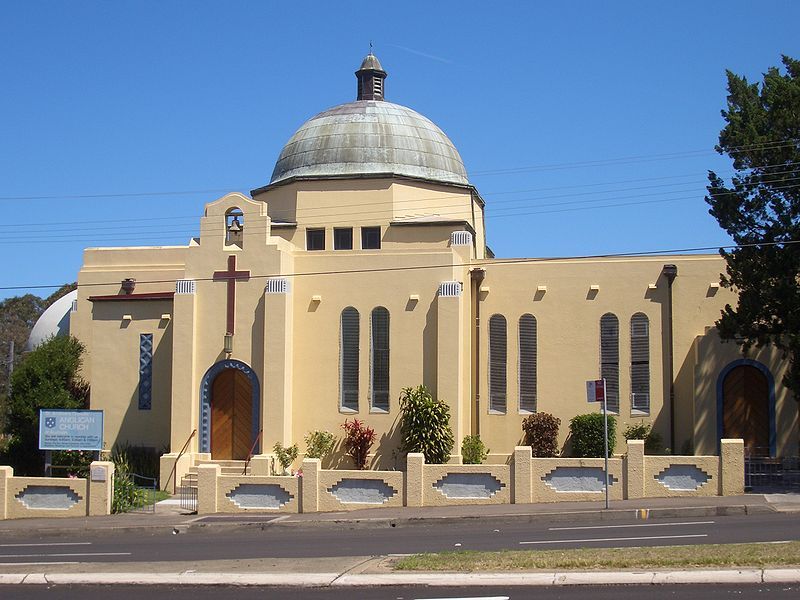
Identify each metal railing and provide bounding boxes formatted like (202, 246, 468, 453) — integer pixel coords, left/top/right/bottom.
(745, 450, 800, 490)
(242, 429, 263, 475)
(162, 429, 197, 494)
(179, 479, 198, 513)
(130, 474, 158, 513)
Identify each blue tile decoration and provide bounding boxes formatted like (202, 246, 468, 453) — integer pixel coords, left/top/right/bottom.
(328, 479, 396, 504)
(226, 483, 293, 509)
(542, 467, 618, 492)
(655, 464, 711, 491)
(433, 472, 504, 499)
(138, 333, 153, 410)
(16, 485, 82, 510)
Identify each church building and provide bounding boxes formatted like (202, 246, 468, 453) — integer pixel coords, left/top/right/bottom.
(58, 54, 796, 478)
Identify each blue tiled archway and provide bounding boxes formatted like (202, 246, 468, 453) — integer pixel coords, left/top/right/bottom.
(199, 360, 261, 455)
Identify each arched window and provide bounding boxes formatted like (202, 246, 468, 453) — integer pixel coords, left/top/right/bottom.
(370, 307, 390, 412)
(519, 314, 537, 413)
(630, 312, 650, 414)
(340, 307, 359, 411)
(225, 207, 244, 247)
(488, 314, 507, 413)
(600, 313, 620, 413)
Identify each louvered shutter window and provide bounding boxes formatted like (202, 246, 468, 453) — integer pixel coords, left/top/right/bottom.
(600, 313, 620, 413)
(340, 307, 360, 411)
(370, 307, 390, 412)
(630, 312, 650, 413)
(518, 314, 537, 413)
(488, 314, 507, 413)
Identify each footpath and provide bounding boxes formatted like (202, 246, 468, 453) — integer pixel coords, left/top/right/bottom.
(1, 493, 799, 588)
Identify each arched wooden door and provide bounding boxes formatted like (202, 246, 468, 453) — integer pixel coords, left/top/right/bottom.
(722, 365, 769, 456)
(210, 368, 253, 460)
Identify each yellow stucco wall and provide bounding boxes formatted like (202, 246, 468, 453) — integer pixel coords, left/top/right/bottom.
(71, 179, 794, 468)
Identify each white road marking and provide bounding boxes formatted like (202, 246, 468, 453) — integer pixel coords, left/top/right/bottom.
(0, 552, 131, 558)
(0, 542, 92, 547)
(0, 561, 79, 566)
(549, 520, 714, 531)
(520, 533, 708, 545)
(415, 597, 510, 600)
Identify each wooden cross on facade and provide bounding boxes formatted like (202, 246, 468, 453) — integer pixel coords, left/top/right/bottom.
(213, 255, 250, 335)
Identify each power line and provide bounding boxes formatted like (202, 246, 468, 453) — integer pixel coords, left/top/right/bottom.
(2, 179, 798, 243)
(1, 239, 797, 293)
(2, 138, 797, 203)
(2, 164, 798, 237)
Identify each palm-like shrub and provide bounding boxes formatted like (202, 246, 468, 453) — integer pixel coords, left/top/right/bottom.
(399, 385, 454, 464)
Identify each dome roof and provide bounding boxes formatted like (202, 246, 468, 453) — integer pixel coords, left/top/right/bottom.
(26, 290, 76, 351)
(269, 54, 469, 187)
(270, 101, 469, 186)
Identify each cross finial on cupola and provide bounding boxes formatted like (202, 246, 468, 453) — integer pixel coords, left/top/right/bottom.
(356, 50, 387, 101)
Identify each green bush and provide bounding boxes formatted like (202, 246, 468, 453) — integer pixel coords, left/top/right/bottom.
(111, 443, 161, 479)
(341, 419, 376, 470)
(3, 335, 89, 475)
(622, 421, 664, 455)
(569, 413, 617, 457)
(521, 412, 561, 457)
(273, 442, 299, 475)
(461, 435, 489, 464)
(51, 450, 95, 478)
(111, 452, 144, 514)
(304, 430, 336, 460)
(399, 385, 454, 464)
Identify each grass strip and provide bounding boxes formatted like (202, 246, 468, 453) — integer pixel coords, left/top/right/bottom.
(394, 541, 800, 572)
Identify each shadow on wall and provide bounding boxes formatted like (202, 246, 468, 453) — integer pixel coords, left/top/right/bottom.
(422, 296, 438, 393)
(372, 415, 402, 470)
(91, 301, 173, 453)
(327, 415, 403, 471)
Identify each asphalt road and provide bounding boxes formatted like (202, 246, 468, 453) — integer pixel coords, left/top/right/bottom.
(2, 584, 800, 599)
(0, 511, 799, 566)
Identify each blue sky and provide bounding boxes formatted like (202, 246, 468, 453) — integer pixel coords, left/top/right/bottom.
(1, 1, 798, 300)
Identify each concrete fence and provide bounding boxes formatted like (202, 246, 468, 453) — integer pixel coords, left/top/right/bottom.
(196, 439, 744, 515)
(0, 461, 114, 520)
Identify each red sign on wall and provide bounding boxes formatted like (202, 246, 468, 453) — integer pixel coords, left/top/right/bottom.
(586, 379, 606, 403)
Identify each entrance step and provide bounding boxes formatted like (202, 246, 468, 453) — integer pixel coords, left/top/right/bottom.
(179, 460, 252, 491)
(177, 459, 255, 513)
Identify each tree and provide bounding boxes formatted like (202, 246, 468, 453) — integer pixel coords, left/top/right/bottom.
(0, 295, 46, 392)
(0, 283, 77, 414)
(705, 55, 800, 399)
(1, 335, 89, 474)
(398, 385, 454, 464)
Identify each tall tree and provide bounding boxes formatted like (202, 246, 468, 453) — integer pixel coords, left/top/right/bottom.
(2, 335, 89, 475)
(705, 55, 800, 398)
(0, 294, 46, 400)
(0, 283, 77, 429)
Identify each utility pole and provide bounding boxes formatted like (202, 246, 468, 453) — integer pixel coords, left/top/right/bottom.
(6, 340, 13, 395)
(1, 340, 14, 396)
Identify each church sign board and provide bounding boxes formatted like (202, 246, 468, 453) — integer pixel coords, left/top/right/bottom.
(39, 409, 104, 451)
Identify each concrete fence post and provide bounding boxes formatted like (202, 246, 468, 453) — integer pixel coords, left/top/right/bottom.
(513, 446, 532, 504)
(625, 440, 645, 500)
(720, 438, 744, 496)
(88, 461, 115, 516)
(197, 463, 221, 514)
(250, 454, 275, 476)
(405, 453, 425, 507)
(0, 466, 12, 520)
(300, 458, 320, 513)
